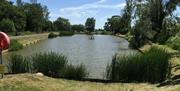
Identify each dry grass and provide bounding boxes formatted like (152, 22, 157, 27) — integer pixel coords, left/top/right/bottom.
(0, 74, 180, 91)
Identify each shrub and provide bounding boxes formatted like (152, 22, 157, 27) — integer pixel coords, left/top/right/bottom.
(7, 54, 33, 74)
(166, 33, 180, 51)
(60, 64, 88, 80)
(32, 52, 68, 77)
(107, 47, 171, 83)
(9, 39, 23, 51)
(48, 32, 57, 38)
(59, 31, 74, 36)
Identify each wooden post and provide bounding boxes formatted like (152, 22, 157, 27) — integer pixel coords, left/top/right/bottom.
(0, 49, 3, 79)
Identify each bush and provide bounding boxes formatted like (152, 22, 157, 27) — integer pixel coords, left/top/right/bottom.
(9, 39, 23, 51)
(60, 64, 88, 80)
(107, 47, 171, 83)
(166, 33, 180, 51)
(59, 31, 74, 36)
(7, 54, 33, 74)
(48, 32, 57, 38)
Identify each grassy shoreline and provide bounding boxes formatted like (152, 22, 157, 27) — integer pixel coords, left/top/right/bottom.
(0, 74, 180, 91)
(2, 32, 59, 54)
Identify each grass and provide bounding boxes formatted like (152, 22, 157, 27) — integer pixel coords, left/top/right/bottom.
(9, 39, 23, 51)
(107, 47, 171, 83)
(0, 74, 180, 91)
(59, 31, 74, 36)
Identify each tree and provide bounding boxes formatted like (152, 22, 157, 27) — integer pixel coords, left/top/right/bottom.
(53, 17, 71, 31)
(16, 0, 23, 7)
(0, 0, 26, 32)
(120, 0, 134, 34)
(85, 17, 96, 32)
(23, 3, 44, 32)
(0, 19, 16, 33)
(71, 24, 85, 32)
(129, 0, 180, 48)
(42, 20, 53, 31)
(104, 22, 111, 31)
(105, 16, 121, 34)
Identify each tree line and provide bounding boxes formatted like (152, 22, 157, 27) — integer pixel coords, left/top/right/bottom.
(0, 0, 96, 35)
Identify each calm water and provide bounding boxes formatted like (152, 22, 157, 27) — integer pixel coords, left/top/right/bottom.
(3, 34, 134, 79)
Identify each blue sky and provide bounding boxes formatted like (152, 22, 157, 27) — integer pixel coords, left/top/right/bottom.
(11, 0, 126, 28)
(10, 0, 180, 28)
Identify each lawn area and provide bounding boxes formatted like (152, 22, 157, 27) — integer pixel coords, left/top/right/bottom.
(0, 74, 180, 91)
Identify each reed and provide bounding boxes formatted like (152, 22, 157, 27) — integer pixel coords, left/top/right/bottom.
(107, 47, 171, 83)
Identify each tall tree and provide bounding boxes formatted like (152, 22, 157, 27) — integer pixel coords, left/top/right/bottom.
(23, 3, 44, 32)
(85, 17, 96, 33)
(120, 0, 134, 34)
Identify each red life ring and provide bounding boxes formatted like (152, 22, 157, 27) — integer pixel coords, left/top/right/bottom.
(0, 32, 10, 50)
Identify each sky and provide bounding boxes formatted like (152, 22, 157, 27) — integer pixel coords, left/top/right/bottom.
(11, 0, 126, 28)
(10, 0, 180, 29)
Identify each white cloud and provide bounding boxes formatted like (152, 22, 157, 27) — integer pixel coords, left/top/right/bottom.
(59, 0, 125, 18)
(50, 0, 126, 28)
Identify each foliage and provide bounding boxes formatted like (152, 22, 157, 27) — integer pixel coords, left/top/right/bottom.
(131, 0, 180, 45)
(59, 31, 74, 36)
(107, 47, 171, 83)
(32, 52, 68, 78)
(166, 32, 180, 51)
(7, 54, 33, 74)
(105, 16, 121, 34)
(48, 32, 57, 38)
(85, 17, 96, 33)
(9, 39, 23, 51)
(60, 64, 88, 80)
(53, 17, 71, 31)
(104, 0, 133, 34)
(23, 3, 44, 32)
(71, 24, 85, 32)
(0, 19, 16, 33)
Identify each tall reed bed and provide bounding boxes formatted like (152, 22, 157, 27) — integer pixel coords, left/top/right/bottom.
(107, 47, 171, 83)
(7, 54, 32, 74)
(7, 52, 88, 80)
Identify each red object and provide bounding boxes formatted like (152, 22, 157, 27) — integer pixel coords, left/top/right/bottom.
(0, 32, 10, 50)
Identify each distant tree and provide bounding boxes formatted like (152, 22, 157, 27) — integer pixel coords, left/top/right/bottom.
(0, 19, 16, 33)
(42, 20, 53, 31)
(104, 22, 111, 31)
(53, 17, 71, 31)
(71, 24, 85, 32)
(85, 17, 96, 32)
(106, 16, 121, 34)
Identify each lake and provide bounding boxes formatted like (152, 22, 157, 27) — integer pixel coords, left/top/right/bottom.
(3, 34, 135, 79)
